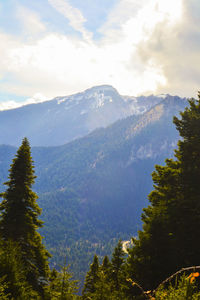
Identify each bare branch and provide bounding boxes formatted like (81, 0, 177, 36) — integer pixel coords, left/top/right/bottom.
(152, 266, 200, 296)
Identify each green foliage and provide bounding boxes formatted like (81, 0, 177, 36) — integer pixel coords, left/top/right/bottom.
(0, 276, 9, 300)
(82, 255, 99, 298)
(155, 274, 200, 300)
(0, 240, 39, 299)
(126, 94, 200, 291)
(110, 240, 126, 292)
(45, 266, 79, 299)
(92, 271, 112, 300)
(86, 256, 112, 300)
(82, 242, 131, 299)
(101, 255, 111, 279)
(0, 138, 50, 296)
(0, 138, 81, 299)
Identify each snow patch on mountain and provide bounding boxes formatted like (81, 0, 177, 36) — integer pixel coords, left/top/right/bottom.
(0, 84, 187, 146)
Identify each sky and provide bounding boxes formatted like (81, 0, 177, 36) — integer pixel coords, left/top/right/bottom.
(0, 0, 200, 110)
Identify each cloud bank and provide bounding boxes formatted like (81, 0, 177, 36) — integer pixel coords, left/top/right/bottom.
(0, 0, 199, 109)
(136, 0, 200, 97)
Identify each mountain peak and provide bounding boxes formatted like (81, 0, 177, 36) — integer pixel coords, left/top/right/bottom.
(84, 85, 118, 94)
(0, 85, 188, 147)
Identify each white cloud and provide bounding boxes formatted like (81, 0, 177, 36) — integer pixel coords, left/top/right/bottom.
(16, 6, 46, 36)
(0, 30, 166, 98)
(0, 0, 199, 110)
(25, 93, 48, 104)
(100, 0, 182, 44)
(0, 100, 21, 111)
(0, 93, 48, 111)
(0, 32, 20, 77)
(136, 0, 200, 97)
(48, 0, 92, 40)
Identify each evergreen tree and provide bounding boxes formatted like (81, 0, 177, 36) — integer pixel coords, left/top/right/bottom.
(0, 240, 38, 299)
(82, 254, 99, 298)
(88, 255, 112, 300)
(46, 267, 79, 299)
(92, 271, 112, 300)
(0, 138, 50, 296)
(109, 240, 127, 300)
(0, 276, 9, 300)
(126, 94, 200, 290)
(101, 255, 111, 279)
(110, 240, 125, 292)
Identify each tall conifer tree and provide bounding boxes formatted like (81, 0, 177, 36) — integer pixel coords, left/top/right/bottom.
(0, 138, 50, 295)
(82, 254, 99, 298)
(126, 93, 200, 290)
(110, 240, 125, 292)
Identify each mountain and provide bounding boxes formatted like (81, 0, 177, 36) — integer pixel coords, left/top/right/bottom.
(0, 94, 188, 286)
(0, 85, 167, 146)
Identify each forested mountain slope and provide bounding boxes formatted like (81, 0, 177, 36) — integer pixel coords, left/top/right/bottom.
(0, 95, 188, 285)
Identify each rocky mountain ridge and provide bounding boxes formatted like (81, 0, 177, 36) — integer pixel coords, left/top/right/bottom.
(0, 85, 180, 146)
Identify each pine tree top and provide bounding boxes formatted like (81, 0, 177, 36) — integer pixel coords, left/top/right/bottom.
(0, 138, 50, 295)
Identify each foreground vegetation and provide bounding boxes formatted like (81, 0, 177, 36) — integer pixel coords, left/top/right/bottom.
(1, 93, 200, 298)
(0, 138, 80, 299)
(82, 93, 200, 298)
(82, 242, 200, 299)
